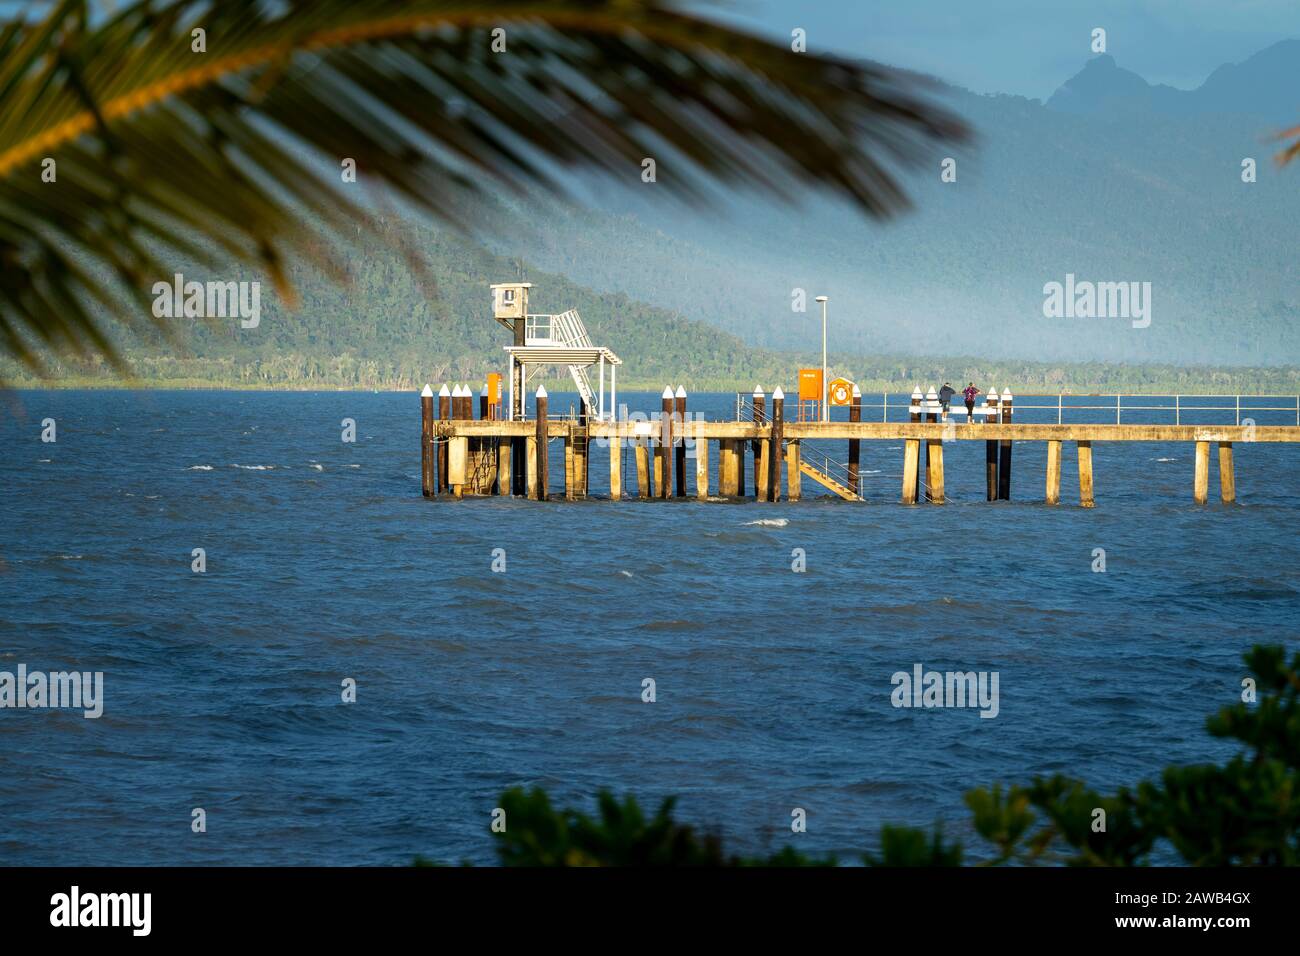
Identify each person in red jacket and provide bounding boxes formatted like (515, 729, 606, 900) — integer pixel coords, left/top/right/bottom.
(963, 383, 981, 422)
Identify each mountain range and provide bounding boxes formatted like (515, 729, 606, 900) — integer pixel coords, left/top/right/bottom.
(468, 40, 1300, 369)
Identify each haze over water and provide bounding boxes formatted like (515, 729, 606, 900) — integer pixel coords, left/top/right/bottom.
(2, 389, 1298, 864)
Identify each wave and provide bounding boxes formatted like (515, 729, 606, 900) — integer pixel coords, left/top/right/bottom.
(744, 518, 788, 527)
(232, 464, 275, 470)
(186, 465, 214, 471)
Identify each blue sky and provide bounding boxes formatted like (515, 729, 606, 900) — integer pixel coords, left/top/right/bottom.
(696, 0, 1300, 99)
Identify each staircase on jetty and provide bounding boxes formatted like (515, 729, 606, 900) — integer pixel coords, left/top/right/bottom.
(798, 455, 860, 501)
(542, 309, 598, 413)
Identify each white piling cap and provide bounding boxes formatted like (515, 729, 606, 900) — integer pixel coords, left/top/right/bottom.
(421, 384, 433, 397)
(449, 384, 459, 397)
(772, 386, 785, 400)
(753, 386, 765, 396)
(663, 386, 675, 399)
(1001, 389, 1014, 401)
(480, 383, 489, 396)
(439, 384, 451, 397)
(911, 387, 922, 400)
(926, 387, 938, 399)
(535, 385, 548, 398)
(674, 385, 687, 398)
(851, 384, 862, 397)
(988, 387, 998, 401)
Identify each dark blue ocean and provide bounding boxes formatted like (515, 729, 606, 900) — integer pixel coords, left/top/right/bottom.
(2, 389, 1298, 865)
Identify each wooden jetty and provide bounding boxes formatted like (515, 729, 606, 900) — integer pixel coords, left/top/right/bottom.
(422, 384, 1300, 507)
(419, 280, 1300, 507)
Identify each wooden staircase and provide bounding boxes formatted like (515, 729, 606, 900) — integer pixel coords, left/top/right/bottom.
(798, 457, 861, 501)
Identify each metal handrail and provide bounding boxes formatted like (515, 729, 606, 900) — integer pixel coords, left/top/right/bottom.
(796, 442, 863, 497)
(735, 392, 1299, 426)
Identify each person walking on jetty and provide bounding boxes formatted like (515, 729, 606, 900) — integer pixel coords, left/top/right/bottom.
(938, 382, 957, 418)
(962, 382, 981, 422)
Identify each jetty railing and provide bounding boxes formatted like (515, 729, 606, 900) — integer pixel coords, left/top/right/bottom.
(736, 393, 1300, 426)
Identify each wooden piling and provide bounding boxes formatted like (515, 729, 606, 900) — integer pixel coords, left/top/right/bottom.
(635, 438, 650, 499)
(926, 436, 945, 504)
(902, 439, 920, 504)
(1218, 442, 1235, 504)
(998, 390, 1014, 500)
(985, 388, 999, 501)
(609, 432, 622, 501)
(847, 385, 861, 496)
(449, 436, 467, 497)
(674, 386, 687, 498)
(787, 439, 801, 502)
(751, 387, 765, 499)
(497, 432, 511, 496)
(736, 434, 746, 498)
(534, 386, 549, 501)
(1045, 439, 1062, 505)
(525, 436, 538, 499)
(660, 387, 673, 499)
(421, 385, 434, 497)
(564, 430, 576, 501)
(923, 387, 937, 501)
(770, 387, 785, 502)
(909, 388, 923, 503)
(1194, 440, 1210, 505)
(480, 384, 496, 494)
(1077, 440, 1094, 508)
(696, 436, 709, 500)
(575, 405, 589, 498)
(718, 440, 738, 497)
(437, 385, 451, 494)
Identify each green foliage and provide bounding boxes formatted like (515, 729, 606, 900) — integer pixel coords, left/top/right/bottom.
(490, 787, 836, 867)
(415, 645, 1300, 867)
(863, 825, 962, 867)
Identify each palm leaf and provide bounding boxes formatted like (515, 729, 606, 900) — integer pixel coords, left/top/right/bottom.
(0, 0, 969, 373)
(1275, 124, 1300, 167)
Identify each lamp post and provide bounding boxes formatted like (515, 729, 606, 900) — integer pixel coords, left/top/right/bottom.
(815, 295, 829, 421)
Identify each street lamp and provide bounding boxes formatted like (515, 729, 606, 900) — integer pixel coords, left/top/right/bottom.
(815, 295, 829, 422)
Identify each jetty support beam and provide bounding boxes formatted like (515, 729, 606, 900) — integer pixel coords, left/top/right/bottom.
(1194, 440, 1210, 505)
(1077, 440, 1094, 508)
(1219, 442, 1235, 504)
(1045, 439, 1061, 506)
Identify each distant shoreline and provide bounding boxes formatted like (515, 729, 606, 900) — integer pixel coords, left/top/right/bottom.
(5, 377, 1298, 396)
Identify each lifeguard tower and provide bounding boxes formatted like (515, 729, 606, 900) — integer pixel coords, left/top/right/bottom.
(491, 282, 621, 421)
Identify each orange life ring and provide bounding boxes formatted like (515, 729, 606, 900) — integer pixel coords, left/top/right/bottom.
(828, 378, 855, 406)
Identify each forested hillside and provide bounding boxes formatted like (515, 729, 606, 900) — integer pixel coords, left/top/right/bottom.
(5, 219, 1295, 394)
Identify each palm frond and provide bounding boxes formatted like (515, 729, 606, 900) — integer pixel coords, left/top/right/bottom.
(1275, 124, 1300, 167)
(0, 0, 969, 372)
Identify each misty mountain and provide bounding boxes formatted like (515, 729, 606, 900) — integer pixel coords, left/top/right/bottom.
(1046, 41, 1300, 122)
(468, 42, 1300, 369)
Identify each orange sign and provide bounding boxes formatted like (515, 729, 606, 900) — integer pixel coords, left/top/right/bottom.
(798, 368, 823, 403)
(487, 373, 502, 406)
(828, 378, 855, 406)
